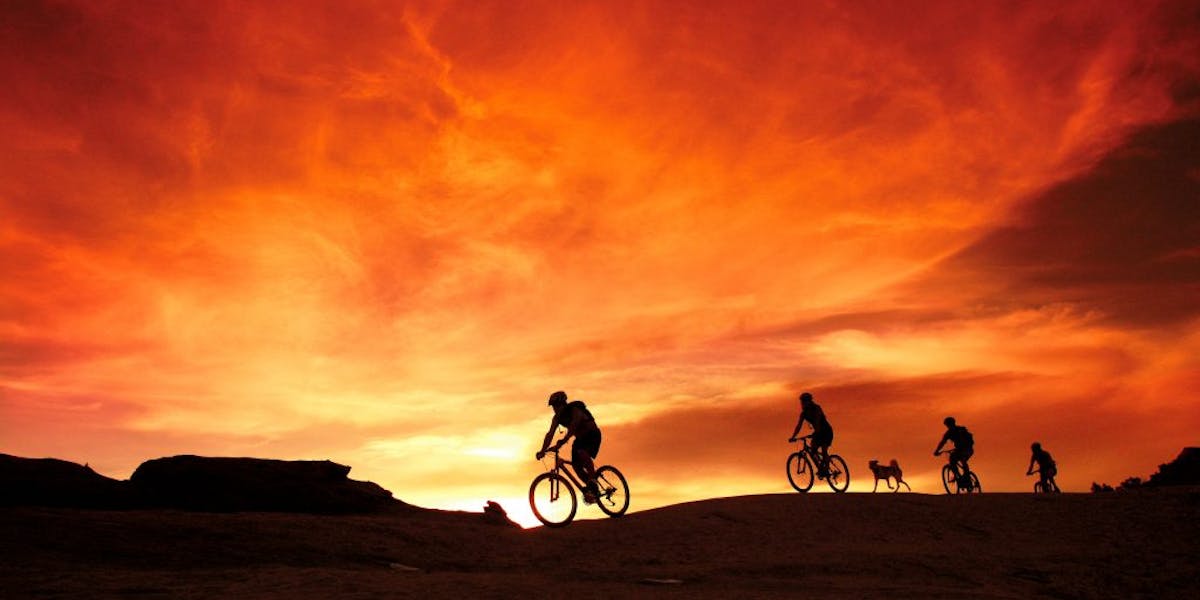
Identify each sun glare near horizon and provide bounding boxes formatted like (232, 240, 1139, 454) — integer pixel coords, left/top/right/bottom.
(2, 1, 1199, 522)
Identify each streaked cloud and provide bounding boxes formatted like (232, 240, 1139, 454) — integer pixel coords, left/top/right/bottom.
(2, 1, 1197, 523)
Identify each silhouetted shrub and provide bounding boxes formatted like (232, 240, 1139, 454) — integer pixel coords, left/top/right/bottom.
(1119, 476, 1143, 490)
(1146, 448, 1200, 486)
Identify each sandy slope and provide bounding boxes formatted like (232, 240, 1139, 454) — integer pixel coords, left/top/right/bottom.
(2, 489, 1197, 599)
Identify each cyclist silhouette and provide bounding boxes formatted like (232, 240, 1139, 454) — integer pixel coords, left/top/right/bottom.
(1027, 442, 1059, 492)
(936, 417, 974, 487)
(536, 391, 602, 503)
(788, 392, 834, 477)
(934, 416, 975, 490)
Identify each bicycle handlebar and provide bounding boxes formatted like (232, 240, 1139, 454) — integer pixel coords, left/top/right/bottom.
(536, 447, 573, 467)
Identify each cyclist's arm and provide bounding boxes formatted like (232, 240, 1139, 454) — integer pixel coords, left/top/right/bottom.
(789, 414, 807, 440)
(1026, 455, 1037, 475)
(538, 421, 559, 454)
(934, 432, 950, 455)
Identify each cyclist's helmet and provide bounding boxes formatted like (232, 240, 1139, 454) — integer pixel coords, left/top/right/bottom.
(548, 390, 568, 406)
(1031, 442, 1042, 451)
(799, 392, 813, 404)
(943, 416, 956, 427)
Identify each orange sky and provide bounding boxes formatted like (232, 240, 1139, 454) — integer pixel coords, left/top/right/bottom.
(3, 0, 1199, 526)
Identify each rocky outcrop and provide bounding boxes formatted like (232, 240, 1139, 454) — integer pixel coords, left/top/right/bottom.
(1, 453, 404, 514)
(482, 500, 520, 527)
(0, 454, 131, 508)
(129, 455, 400, 513)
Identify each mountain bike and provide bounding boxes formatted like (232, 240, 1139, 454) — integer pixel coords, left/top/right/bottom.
(528, 448, 629, 527)
(786, 435, 850, 493)
(1029, 469, 1060, 493)
(936, 450, 981, 494)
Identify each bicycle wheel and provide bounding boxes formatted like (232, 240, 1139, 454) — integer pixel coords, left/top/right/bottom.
(786, 452, 815, 493)
(1033, 481, 1044, 493)
(594, 465, 630, 517)
(941, 464, 956, 494)
(825, 455, 850, 493)
(529, 472, 577, 527)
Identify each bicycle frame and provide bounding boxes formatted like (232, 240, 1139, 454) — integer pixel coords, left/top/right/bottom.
(795, 437, 828, 469)
(542, 449, 588, 497)
(1029, 469, 1058, 492)
(936, 449, 979, 493)
(938, 450, 972, 479)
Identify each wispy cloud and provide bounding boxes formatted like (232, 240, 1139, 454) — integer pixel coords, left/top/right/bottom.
(2, 1, 1197, 513)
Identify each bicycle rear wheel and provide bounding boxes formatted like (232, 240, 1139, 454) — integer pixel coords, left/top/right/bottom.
(825, 455, 850, 493)
(529, 472, 577, 527)
(786, 452, 815, 493)
(941, 464, 956, 494)
(967, 472, 981, 493)
(594, 465, 630, 517)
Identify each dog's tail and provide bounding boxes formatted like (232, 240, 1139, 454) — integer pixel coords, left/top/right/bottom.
(889, 459, 900, 468)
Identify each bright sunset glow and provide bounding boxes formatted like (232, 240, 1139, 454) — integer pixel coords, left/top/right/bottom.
(2, 1, 1198, 527)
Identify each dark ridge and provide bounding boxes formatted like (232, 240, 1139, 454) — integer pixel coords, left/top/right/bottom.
(129, 455, 403, 514)
(0, 454, 131, 509)
(0, 453, 408, 514)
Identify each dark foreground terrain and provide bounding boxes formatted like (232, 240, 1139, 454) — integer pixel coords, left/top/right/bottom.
(2, 489, 1198, 599)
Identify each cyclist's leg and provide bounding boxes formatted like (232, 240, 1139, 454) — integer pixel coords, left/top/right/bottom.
(814, 428, 833, 475)
(959, 448, 975, 488)
(950, 449, 970, 485)
(573, 429, 602, 496)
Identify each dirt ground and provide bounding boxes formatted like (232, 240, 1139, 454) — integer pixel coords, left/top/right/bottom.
(2, 488, 1197, 599)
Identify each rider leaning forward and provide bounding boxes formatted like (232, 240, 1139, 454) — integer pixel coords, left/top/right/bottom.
(537, 391, 602, 503)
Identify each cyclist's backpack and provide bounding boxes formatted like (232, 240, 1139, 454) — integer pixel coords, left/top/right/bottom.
(960, 427, 974, 447)
(556, 400, 594, 427)
(569, 400, 594, 422)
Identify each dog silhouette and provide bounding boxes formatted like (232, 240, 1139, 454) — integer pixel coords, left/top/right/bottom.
(868, 459, 911, 492)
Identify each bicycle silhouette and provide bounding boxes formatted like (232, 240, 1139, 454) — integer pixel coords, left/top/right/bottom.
(1029, 468, 1060, 494)
(786, 435, 850, 493)
(528, 448, 629, 527)
(936, 450, 982, 494)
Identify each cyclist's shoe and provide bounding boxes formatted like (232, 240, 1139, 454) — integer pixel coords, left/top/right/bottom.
(817, 467, 830, 479)
(582, 482, 600, 504)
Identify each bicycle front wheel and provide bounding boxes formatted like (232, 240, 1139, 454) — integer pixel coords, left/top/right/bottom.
(595, 465, 630, 517)
(529, 472, 577, 527)
(941, 464, 956, 494)
(825, 454, 850, 493)
(787, 452, 815, 493)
